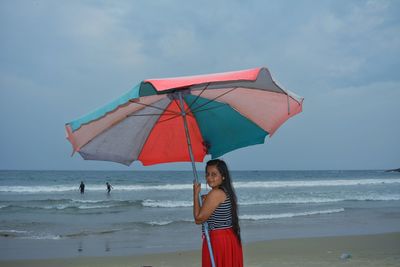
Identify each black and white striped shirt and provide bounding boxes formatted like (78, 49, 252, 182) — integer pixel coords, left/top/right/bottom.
(203, 194, 232, 232)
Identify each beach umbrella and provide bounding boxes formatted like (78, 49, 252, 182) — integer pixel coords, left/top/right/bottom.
(65, 67, 303, 267)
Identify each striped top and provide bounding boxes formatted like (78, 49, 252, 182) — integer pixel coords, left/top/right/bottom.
(203, 193, 232, 233)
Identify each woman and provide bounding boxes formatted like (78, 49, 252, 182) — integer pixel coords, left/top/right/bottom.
(193, 159, 243, 267)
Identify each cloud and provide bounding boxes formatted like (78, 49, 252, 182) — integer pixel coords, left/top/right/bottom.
(0, 0, 399, 170)
(279, 0, 400, 89)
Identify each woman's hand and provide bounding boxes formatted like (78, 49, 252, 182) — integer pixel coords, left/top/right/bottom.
(193, 183, 201, 196)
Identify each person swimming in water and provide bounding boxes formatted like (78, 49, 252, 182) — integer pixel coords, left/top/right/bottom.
(79, 181, 85, 194)
(106, 182, 113, 194)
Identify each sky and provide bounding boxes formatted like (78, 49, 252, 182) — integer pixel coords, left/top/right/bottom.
(0, 0, 399, 171)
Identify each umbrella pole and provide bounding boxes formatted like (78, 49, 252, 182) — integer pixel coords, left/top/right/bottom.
(178, 92, 216, 267)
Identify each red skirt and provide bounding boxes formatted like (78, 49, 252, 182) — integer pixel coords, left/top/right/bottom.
(202, 228, 243, 267)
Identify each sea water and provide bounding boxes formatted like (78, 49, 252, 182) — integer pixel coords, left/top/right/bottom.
(0, 170, 399, 259)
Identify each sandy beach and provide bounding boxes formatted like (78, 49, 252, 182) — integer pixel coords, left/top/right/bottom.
(1, 232, 399, 267)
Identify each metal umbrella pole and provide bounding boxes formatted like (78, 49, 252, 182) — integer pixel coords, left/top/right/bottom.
(178, 92, 216, 267)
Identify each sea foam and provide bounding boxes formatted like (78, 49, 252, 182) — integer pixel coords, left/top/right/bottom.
(240, 208, 345, 221)
(1, 178, 399, 193)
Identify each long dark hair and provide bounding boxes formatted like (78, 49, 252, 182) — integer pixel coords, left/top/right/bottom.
(206, 159, 241, 244)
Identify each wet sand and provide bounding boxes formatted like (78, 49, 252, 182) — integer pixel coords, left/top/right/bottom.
(1, 232, 399, 267)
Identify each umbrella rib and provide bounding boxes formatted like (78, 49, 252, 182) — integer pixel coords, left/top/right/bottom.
(190, 87, 237, 114)
(156, 114, 182, 124)
(127, 113, 168, 117)
(156, 99, 196, 124)
(191, 104, 226, 114)
(128, 100, 179, 115)
(185, 83, 210, 113)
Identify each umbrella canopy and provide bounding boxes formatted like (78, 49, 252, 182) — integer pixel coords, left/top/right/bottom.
(65, 67, 303, 166)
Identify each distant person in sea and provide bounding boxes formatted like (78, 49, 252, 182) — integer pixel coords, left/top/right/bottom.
(106, 182, 113, 194)
(79, 181, 85, 194)
(193, 159, 243, 267)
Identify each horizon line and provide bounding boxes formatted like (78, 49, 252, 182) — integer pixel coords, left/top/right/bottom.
(0, 168, 393, 172)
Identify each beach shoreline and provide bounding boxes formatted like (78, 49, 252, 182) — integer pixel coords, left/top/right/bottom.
(1, 232, 399, 267)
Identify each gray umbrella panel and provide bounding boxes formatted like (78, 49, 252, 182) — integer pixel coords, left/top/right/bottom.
(79, 97, 172, 165)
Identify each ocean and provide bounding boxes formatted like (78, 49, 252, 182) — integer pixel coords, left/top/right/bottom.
(1, 170, 400, 260)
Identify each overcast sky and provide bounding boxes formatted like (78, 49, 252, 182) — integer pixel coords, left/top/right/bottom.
(0, 0, 399, 171)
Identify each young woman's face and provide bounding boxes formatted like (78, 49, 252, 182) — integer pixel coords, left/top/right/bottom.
(206, 165, 223, 189)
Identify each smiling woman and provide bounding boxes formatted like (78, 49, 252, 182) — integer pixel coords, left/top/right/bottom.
(193, 159, 243, 267)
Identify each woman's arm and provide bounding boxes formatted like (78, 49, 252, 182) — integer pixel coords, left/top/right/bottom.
(193, 184, 226, 224)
